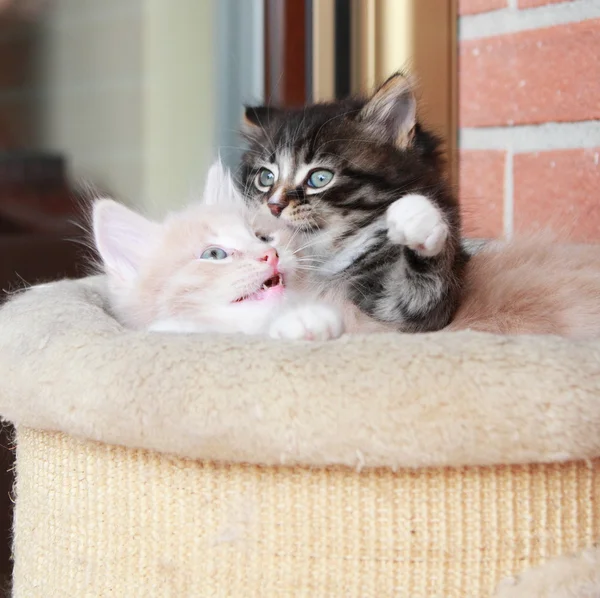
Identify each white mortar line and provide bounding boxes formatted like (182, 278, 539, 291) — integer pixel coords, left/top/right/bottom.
(460, 121, 600, 152)
(460, 0, 600, 40)
(503, 146, 514, 239)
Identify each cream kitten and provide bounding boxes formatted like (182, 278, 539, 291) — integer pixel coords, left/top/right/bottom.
(92, 162, 344, 341)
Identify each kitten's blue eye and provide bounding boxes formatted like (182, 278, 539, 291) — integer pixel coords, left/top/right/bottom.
(200, 247, 228, 260)
(307, 169, 334, 189)
(255, 168, 276, 190)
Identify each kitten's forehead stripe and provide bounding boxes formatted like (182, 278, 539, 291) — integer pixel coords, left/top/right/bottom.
(278, 149, 294, 185)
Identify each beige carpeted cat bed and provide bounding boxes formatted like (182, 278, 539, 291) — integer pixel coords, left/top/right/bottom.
(0, 277, 599, 597)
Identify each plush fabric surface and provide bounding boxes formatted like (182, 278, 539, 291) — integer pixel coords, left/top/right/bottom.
(1, 277, 600, 597)
(0, 276, 599, 469)
(12, 428, 600, 598)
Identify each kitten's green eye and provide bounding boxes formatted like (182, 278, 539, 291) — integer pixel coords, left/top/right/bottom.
(307, 169, 334, 189)
(255, 168, 276, 191)
(200, 247, 228, 260)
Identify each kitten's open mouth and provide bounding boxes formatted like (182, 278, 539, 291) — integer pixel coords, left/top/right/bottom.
(233, 273, 284, 303)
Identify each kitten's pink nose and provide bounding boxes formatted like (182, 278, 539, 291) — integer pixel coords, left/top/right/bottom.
(259, 248, 279, 267)
(267, 196, 289, 217)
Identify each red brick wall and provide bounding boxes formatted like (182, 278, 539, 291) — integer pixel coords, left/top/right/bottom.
(457, 0, 600, 240)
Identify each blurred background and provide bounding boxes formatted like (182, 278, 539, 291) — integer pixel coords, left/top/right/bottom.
(0, 0, 597, 591)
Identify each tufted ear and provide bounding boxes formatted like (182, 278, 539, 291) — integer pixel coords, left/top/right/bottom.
(202, 160, 245, 208)
(358, 72, 417, 149)
(241, 105, 281, 138)
(92, 199, 160, 281)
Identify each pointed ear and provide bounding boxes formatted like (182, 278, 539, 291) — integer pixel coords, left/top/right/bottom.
(358, 72, 417, 149)
(92, 199, 160, 280)
(203, 159, 229, 203)
(241, 105, 280, 138)
(203, 160, 244, 208)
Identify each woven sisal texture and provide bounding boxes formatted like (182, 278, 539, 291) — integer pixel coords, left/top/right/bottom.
(13, 428, 600, 598)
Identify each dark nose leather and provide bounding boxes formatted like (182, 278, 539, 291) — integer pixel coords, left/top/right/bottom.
(267, 196, 289, 217)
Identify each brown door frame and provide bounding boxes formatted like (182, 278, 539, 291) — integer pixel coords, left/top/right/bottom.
(264, 0, 307, 106)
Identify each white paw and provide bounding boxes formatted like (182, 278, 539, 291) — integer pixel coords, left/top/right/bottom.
(386, 194, 448, 257)
(269, 304, 344, 341)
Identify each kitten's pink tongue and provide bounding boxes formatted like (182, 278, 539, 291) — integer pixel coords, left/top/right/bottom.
(250, 284, 285, 301)
(234, 273, 285, 303)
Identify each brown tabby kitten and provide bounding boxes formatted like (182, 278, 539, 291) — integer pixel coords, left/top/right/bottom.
(239, 73, 468, 332)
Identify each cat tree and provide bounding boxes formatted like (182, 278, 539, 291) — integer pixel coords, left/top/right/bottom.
(1, 277, 599, 597)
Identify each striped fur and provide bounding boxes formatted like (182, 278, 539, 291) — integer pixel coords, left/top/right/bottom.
(239, 73, 467, 332)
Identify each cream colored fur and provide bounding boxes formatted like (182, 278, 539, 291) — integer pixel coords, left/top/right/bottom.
(449, 235, 600, 338)
(494, 547, 600, 598)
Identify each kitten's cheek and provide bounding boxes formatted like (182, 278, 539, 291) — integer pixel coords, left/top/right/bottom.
(280, 212, 300, 230)
(386, 194, 449, 257)
(282, 206, 313, 230)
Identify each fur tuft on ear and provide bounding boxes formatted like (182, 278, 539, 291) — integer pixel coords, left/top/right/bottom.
(92, 199, 160, 281)
(202, 160, 245, 209)
(241, 105, 280, 139)
(358, 72, 417, 149)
